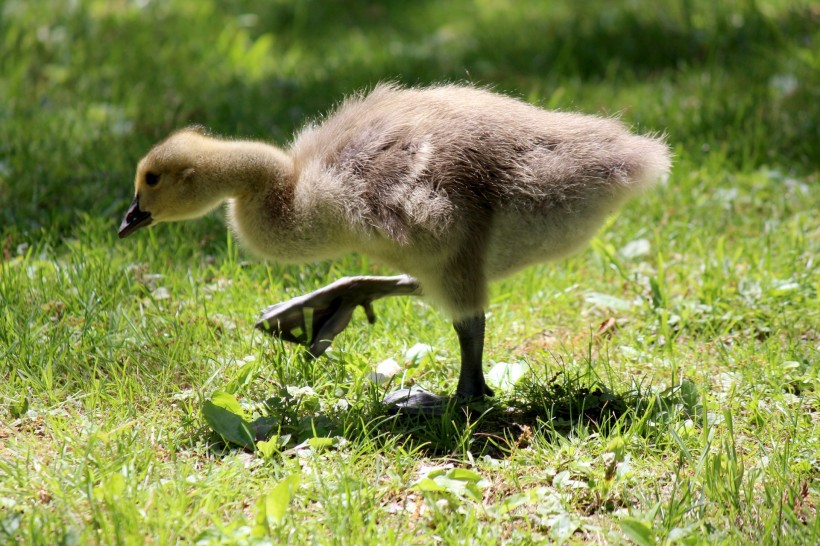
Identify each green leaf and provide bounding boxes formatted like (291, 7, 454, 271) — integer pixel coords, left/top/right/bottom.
(649, 277, 664, 309)
(257, 434, 291, 459)
(463, 482, 483, 502)
(447, 468, 483, 483)
(549, 513, 579, 542)
(486, 361, 528, 392)
(677, 380, 703, 419)
(210, 391, 250, 421)
(605, 436, 626, 462)
(439, 477, 472, 496)
(553, 470, 571, 488)
(495, 492, 528, 515)
(668, 524, 696, 542)
(224, 360, 258, 393)
(257, 438, 278, 459)
(307, 437, 336, 451)
(412, 468, 487, 501)
(93, 473, 126, 502)
(202, 400, 255, 449)
(426, 467, 447, 479)
(493, 487, 560, 516)
(264, 473, 301, 527)
(620, 517, 656, 546)
(250, 415, 279, 441)
(412, 478, 447, 493)
(10, 395, 28, 419)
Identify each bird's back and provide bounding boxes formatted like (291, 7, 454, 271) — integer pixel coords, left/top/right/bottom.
(292, 84, 668, 243)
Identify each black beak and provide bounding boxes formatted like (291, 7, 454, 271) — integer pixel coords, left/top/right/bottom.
(118, 195, 153, 238)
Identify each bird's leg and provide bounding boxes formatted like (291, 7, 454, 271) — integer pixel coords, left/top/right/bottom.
(257, 275, 493, 416)
(382, 312, 493, 415)
(454, 313, 494, 399)
(255, 274, 421, 357)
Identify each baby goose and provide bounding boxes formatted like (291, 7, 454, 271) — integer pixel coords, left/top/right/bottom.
(120, 84, 671, 412)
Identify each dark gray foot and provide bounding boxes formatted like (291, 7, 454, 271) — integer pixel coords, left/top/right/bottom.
(383, 387, 454, 417)
(255, 275, 421, 357)
(382, 386, 491, 417)
(255, 289, 374, 357)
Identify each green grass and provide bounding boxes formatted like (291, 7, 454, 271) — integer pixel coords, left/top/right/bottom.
(1, 0, 818, 544)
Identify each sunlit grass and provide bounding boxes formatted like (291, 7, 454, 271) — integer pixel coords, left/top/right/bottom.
(1, 0, 818, 544)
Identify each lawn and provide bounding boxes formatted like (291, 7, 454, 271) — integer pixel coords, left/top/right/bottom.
(1, 0, 818, 544)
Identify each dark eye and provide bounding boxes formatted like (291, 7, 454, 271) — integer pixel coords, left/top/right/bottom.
(145, 172, 160, 187)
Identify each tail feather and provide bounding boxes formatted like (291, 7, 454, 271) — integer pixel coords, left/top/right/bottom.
(624, 133, 672, 192)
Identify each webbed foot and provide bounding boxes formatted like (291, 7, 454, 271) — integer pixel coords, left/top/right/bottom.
(254, 275, 421, 357)
(382, 386, 489, 417)
(255, 285, 375, 357)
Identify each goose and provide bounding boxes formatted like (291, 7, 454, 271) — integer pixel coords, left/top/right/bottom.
(119, 83, 671, 413)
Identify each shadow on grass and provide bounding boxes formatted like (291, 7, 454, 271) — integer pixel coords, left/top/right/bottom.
(373, 369, 703, 459)
(196, 361, 703, 461)
(373, 373, 625, 459)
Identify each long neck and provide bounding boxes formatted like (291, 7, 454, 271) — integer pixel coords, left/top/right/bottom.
(195, 136, 353, 264)
(198, 138, 295, 199)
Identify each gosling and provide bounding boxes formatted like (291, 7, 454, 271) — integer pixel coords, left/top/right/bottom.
(119, 84, 671, 413)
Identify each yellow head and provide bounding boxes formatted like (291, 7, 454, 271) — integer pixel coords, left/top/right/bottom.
(119, 127, 226, 238)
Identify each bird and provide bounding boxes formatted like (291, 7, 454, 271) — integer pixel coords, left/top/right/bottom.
(119, 83, 671, 413)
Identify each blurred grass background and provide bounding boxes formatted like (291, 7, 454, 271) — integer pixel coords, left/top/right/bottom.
(1, 0, 817, 237)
